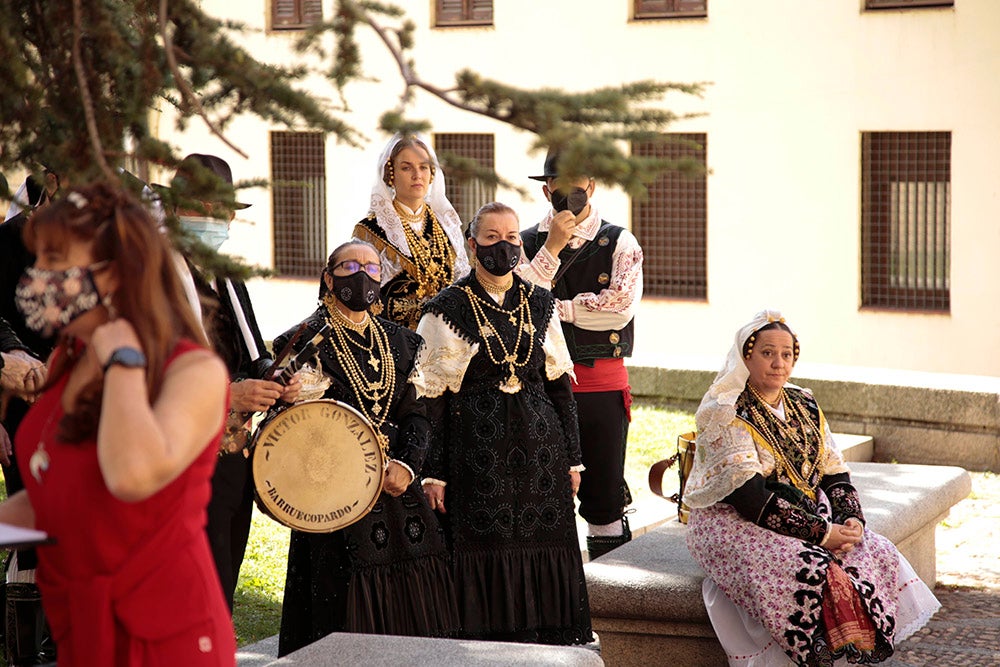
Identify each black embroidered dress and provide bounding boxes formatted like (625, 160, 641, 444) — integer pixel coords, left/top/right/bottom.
(275, 310, 459, 656)
(416, 273, 593, 645)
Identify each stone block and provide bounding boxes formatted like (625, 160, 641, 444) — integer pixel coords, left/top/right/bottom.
(268, 633, 603, 666)
(585, 462, 971, 666)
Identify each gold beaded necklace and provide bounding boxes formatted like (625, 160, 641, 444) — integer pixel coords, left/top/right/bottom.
(393, 201, 425, 228)
(748, 382, 781, 409)
(323, 304, 395, 456)
(476, 273, 513, 295)
(745, 386, 825, 499)
(394, 200, 455, 300)
(323, 293, 370, 334)
(462, 282, 535, 394)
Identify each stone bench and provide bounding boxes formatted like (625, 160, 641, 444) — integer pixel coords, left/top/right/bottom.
(584, 462, 972, 667)
(260, 632, 603, 666)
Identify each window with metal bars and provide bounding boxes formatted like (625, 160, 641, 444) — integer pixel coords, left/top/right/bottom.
(634, 0, 708, 19)
(271, 131, 327, 277)
(631, 134, 707, 299)
(435, 0, 493, 27)
(865, 0, 953, 9)
(861, 131, 950, 312)
(433, 133, 496, 230)
(272, 0, 322, 30)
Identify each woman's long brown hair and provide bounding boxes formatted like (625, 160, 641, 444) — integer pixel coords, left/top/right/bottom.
(24, 182, 210, 441)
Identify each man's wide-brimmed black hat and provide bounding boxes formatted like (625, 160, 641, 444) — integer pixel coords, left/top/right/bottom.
(529, 149, 561, 182)
(154, 153, 251, 210)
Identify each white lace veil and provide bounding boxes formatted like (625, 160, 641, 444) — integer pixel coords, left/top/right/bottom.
(366, 133, 471, 283)
(694, 309, 796, 447)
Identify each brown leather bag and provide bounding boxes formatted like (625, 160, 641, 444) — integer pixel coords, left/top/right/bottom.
(648, 431, 696, 524)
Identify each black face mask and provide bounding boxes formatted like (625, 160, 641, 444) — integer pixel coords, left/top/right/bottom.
(332, 271, 381, 312)
(475, 240, 520, 277)
(550, 186, 589, 216)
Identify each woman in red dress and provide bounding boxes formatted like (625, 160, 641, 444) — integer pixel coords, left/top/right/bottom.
(0, 182, 235, 666)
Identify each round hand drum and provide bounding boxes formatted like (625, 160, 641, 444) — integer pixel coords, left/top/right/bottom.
(251, 399, 384, 533)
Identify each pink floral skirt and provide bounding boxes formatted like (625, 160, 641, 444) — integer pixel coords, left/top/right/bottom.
(686, 501, 938, 666)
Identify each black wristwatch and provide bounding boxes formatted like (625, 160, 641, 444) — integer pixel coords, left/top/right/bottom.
(103, 347, 147, 373)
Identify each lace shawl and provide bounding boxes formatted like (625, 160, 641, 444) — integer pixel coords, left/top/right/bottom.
(684, 309, 849, 508)
(363, 133, 470, 284)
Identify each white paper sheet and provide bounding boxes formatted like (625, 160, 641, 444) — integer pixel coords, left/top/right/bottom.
(0, 523, 51, 549)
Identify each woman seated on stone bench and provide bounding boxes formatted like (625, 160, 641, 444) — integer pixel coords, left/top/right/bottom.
(684, 310, 939, 667)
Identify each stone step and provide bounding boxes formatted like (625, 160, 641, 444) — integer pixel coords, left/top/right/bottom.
(836, 432, 874, 462)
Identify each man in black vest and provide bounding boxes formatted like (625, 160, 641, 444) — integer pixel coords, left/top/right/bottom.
(521, 150, 644, 560)
(167, 154, 301, 610)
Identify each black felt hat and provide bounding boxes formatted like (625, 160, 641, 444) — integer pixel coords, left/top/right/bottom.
(529, 149, 561, 182)
(154, 153, 250, 209)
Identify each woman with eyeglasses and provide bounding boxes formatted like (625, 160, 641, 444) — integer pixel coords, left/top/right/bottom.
(353, 133, 470, 330)
(274, 241, 459, 657)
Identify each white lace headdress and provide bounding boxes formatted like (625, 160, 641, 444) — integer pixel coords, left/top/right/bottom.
(366, 133, 470, 283)
(694, 309, 796, 446)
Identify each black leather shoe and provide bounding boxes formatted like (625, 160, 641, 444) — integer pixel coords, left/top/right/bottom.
(586, 515, 633, 561)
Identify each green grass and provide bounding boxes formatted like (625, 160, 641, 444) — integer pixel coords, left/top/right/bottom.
(0, 398, 697, 648)
(625, 399, 697, 507)
(233, 510, 290, 645)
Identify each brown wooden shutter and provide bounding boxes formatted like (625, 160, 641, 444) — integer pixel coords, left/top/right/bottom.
(272, 0, 323, 30)
(437, 0, 465, 24)
(635, 0, 707, 18)
(273, 0, 300, 28)
(470, 0, 494, 23)
(866, 0, 953, 8)
(302, 0, 323, 25)
(437, 0, 493, 26)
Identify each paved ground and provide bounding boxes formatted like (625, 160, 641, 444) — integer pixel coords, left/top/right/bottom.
(881, 470, 1000, 666)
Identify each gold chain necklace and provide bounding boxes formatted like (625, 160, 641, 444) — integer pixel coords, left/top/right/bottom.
(324, 313, 395, 457)
(746, 387, 824, 499)
(476, 273, 513, 295)
(462, 282, 535, 394)
(395, 202, 455, 300)
(392, 200, 425, 227)
(748, 382, 781, 408)
(324, 295, 369, 334)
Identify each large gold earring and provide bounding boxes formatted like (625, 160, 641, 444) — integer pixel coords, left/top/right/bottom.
(322, 291, 338, 313)
(384, 160, 395, 188)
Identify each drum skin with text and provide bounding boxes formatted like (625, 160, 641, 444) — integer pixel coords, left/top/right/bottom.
(251, 399, 384, 533)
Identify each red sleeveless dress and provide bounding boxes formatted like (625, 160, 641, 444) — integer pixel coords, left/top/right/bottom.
(16, 339, 236, 666)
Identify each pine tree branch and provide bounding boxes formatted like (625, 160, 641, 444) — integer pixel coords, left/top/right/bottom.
(360, 7, 416, 109)
(71, 0, 116, 182)
(159, 0, 248, 159)
(359, 6, 504, 120)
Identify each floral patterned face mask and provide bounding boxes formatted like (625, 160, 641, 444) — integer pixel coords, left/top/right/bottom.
(15, 261, 110, 338)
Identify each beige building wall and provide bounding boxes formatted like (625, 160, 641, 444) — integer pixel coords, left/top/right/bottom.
(179, 0, 1000, 376)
